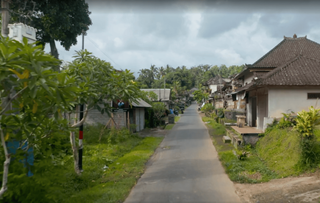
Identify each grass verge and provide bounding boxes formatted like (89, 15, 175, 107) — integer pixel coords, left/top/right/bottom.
(201, 115, 278, 183)
(66, 136, 163, 203)
(256, 128, 301, 177)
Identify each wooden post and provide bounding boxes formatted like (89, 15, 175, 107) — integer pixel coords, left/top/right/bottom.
(127, 111, 130, 130)
(111, 113, 114, 128)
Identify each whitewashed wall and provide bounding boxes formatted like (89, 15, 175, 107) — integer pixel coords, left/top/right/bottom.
(209, 85, 217, 94)
(268, 88, 320, 118)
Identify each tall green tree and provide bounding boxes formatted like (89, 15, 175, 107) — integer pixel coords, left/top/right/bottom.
(11, 0, 92, 60)
(0, 37, 78, 197)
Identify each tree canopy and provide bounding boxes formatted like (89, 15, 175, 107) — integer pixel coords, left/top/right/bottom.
(136, 64, 245, 95)
(10, 0, 92, 59)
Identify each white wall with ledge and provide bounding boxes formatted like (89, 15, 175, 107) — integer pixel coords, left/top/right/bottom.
(268, 88, 320, 118)
(8, 23, 37, 43)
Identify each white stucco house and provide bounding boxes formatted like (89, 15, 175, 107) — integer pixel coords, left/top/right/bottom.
(232, 34, 320, 131)
(204, 76, 232, 109)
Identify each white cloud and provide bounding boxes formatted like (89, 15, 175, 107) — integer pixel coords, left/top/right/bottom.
(46, 1, 320, 76)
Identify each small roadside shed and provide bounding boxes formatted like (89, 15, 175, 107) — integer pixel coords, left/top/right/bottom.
(130, 99, 152, 132)
(85, 98, 151, 132)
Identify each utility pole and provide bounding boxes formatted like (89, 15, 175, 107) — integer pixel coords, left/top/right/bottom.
(1, 0, 10, 37)
(164, 78, 166, 100)
(78, 30, 85, 172)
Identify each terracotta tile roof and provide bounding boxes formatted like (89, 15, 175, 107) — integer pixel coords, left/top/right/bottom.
(252, 36, 320, 68)
(256, 54, 320, 86)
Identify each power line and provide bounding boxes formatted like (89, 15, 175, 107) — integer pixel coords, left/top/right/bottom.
(86, 36, 124, 71)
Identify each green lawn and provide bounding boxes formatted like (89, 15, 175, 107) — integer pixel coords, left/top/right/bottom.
(1, 125, 163, 203)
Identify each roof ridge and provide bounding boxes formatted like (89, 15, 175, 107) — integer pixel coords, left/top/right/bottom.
(252, 36, 320, 68)
(259, 54, 303, 81)
(252, 38, 286, 67)
(257, 54, 320, 85)
(305, 37, 320, 47)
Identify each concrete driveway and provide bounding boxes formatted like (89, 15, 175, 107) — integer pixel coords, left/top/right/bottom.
(124, 103, 240, 203)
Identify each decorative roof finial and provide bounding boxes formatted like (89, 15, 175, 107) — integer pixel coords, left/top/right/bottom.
(293, 34, 297, 38)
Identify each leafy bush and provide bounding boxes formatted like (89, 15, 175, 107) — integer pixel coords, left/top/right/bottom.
(278, 112, 296, 128)
(217, 108, 225, 118)
(295, 106, 320, 138)
(201, 103, 215, 114)
(294, 106, 320, 167)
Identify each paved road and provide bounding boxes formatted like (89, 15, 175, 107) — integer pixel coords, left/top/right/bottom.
(125, 103, 241, 203)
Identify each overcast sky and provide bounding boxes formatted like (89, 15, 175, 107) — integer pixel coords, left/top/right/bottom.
(45, 0, 320, 77)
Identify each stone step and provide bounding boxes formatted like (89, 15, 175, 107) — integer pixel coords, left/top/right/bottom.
(223, 136, 231, 143)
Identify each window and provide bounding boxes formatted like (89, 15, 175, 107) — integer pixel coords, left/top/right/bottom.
(307, 93, 320, 99)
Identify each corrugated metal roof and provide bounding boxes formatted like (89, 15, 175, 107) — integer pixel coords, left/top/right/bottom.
(131, 98, 152, 108)
(141, 89, 171, 101)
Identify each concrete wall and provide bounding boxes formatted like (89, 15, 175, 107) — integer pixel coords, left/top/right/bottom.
(215, 101, 224, 109)
(113, 110, 127, 128)
(236, 92, 246, 110)
(225, 110, 246, 121)
(85, 109, 126, 128)
(226, 99, 235, 110)
(85, 109, 110, 125)
(209, 85, 217, 94)
(268, 88, 320, 118)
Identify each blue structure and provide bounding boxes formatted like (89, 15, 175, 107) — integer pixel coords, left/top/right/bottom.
(7, 140, 34, 177)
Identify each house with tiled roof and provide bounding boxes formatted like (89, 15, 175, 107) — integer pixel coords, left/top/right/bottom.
(204, 75, 232, 108)
(232, 34, 320, 131)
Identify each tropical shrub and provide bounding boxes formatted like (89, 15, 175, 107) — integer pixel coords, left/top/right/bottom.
(294, 106, 320, 166)
(201, 103, 215, 114)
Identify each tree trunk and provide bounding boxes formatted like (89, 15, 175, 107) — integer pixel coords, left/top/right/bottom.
(0, 125, 10, 197)
(49, 38, 59, 59)
(68, 111, 81, 175)
(1, 0, 9, 37)
(70, 131, 81, 175)
(49, 38, 61, 72)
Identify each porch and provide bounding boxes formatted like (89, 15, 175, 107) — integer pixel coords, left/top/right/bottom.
(231, 126, 263, 145)
(231, 126, 263, 135)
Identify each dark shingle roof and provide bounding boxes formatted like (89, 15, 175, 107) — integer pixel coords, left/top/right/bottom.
(256, 54, 320, 86)
(252, 36, 320, 68)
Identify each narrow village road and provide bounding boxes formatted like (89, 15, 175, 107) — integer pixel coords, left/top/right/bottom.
(124, 103, 240, 203)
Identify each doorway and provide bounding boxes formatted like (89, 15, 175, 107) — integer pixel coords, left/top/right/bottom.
(251, 97, 257, 127)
